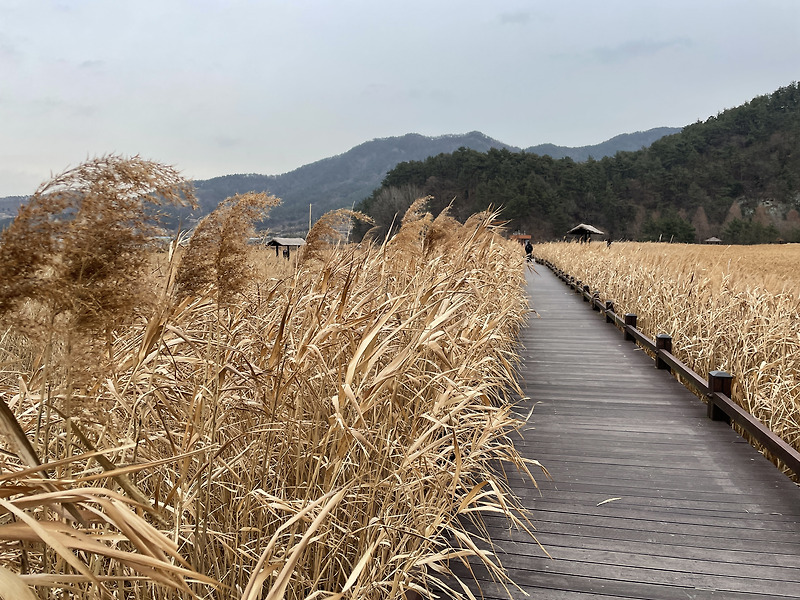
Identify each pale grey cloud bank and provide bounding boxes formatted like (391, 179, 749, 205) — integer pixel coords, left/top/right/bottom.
(1, 0, 798, 196)
(592, 38, 694, 64)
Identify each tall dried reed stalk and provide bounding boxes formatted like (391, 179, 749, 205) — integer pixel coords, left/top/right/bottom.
(300, 207, 373, 263)
(0, 154, 195, 339)
(175, 192, 280, 304)
(0, 178, 541, 598)
(534, 241, 800, 472)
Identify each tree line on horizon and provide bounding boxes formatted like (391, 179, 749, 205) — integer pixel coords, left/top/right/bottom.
(355, 83, 800, 244)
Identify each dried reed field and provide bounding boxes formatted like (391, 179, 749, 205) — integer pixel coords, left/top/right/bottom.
(533, 241, 800, 471)
(0, 157, 540, 599)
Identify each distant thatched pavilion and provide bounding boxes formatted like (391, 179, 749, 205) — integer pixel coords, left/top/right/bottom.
(704, 236, 722, 245)
(567, 223, 604, 243)
(266, 236, 306, 258)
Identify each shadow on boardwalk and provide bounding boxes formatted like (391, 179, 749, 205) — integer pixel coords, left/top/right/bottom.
(444, 265, 800, 600)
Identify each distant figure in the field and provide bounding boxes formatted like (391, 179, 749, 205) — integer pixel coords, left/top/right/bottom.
(283, 247, 290, 260)
(524, 240, 533, 261)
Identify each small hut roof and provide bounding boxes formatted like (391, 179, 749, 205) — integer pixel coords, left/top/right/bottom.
(567, 223, 604, 235)
(704, 236, 722, 243)
(267, 237, 306, 247)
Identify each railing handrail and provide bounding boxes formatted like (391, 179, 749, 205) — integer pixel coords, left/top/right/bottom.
(536, 258, 800, 479)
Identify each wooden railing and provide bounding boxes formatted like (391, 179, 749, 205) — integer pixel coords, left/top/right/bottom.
(536, 258, 800, 478)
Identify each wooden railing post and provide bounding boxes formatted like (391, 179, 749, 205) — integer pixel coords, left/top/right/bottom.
(604, 300, 615, 323)
(708, 371, 733, 424)
(592, 291, 600, 310)
(582, 284, 590, 301)
(656, 334, 672, 371)
(624, 313, 637, 341)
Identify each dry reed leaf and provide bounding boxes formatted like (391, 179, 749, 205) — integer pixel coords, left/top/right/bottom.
(243, 488, 347, 600)
(0, 565, 37, 600)
(0, 396, 43, 474)
(0, 498, 104, 590)
(0, 488, 216, 593)
(597, 497, 623, 506)
(264, 488, 348, 600)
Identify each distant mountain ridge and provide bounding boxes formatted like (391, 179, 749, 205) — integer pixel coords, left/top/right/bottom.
(190, 128, 679, 234)
(524, 127, 682, 161)
(190, 131, 520, 233)
(0, 128, 680, 233)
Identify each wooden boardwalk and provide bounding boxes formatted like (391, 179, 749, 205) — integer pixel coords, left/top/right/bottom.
(452, 265, 800, 599)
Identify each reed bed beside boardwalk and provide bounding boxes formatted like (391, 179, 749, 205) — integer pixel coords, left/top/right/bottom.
(533, 241, 800, 472)
(0, 159, 540, 599)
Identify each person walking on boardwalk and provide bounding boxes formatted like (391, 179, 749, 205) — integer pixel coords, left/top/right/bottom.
(524, 240, 533, 261)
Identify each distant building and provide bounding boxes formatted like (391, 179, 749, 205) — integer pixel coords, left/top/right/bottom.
(567, 223, 604, 243)
(510, 233, 532, 245)
(704, 236, 722, 245)
(266, 237, 306, 259)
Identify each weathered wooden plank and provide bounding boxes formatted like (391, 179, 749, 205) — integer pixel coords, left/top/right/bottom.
(510, 462, 798, 488)
(490, 548, 800, 590)
(506, 463, 798, 491)
(510, 479, 800, 507)
(460, 558, 800, 598)
(518, 489, 800, 516)
(514, 501, 800, 530)
(523, 519, 800, 556)
(539, 500, 794, 527)
(480, 514, 800, 551)
(448, 556, 800, 599)
(511, 531, 800, 568)
(487, 508, 800, 541)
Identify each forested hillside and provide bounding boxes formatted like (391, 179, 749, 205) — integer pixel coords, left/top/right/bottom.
(0, 129, 677, 233)
(185, 132, 518, 233)
(355, 84, 800, 244)
(188, 129, 675, 234)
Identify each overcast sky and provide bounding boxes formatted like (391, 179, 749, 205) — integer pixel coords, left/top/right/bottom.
(1, 0, 798, 196)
